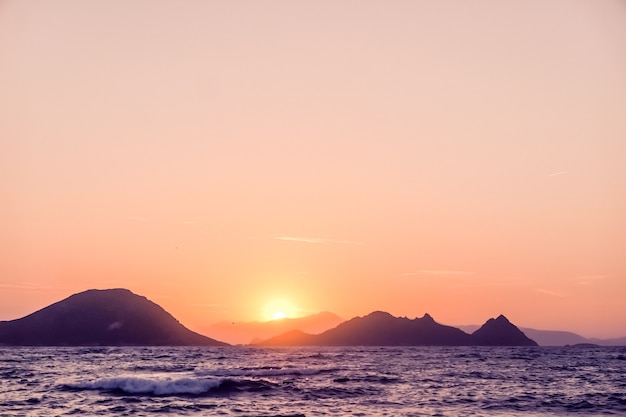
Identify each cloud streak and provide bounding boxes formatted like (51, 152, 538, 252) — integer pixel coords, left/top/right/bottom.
(535, 288, 569, 297)
(128, 215, 151, 222)
(576, 274, 607, 286)
(187, 303, 224, 308)
(274, 236, 363, 245)
(0, 282, 53, 291)
(402, 270, 476, 276)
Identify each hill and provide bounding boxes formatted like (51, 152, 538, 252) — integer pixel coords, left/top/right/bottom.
(206, 311, 344, 345)
(588, 336, 626, 346)
(259, 311, 537, 346)
(471, 315, 537, 346)
(459, 325, 625, 346)
(0, 289, 227, 346)
(520, 328, 589, 346)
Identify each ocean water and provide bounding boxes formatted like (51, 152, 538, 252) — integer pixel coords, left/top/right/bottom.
(1, 346, 625, 416)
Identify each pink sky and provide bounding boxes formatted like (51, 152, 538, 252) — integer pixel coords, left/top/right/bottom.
(1, 0, 625, 338)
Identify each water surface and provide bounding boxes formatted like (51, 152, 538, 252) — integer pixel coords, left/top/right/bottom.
(1, 346, 625, 416)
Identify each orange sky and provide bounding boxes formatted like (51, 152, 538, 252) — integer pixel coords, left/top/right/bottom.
(1, 0, 625, 338)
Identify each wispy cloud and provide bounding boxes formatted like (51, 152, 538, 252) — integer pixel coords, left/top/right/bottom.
(535, 288, 569, 297)
(128, 215, 151, 222)
(187, 303, 224, 307)
(576, 274, 607, 286)
(0, 282, 53, 291)
(150, 294, 174, 299)
(548, 171, 568, 177)
(274, 235, 363, 245)
(402, 270, 475, 276)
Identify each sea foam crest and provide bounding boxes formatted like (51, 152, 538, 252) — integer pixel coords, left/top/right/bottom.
(196, 367, 334, 378)
(62, 376, 224, 395)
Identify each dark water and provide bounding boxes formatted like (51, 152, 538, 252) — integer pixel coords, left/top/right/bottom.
(1, 346, 625, 416)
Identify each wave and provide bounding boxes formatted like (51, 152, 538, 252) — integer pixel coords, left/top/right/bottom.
(60, 375, 276, 396)
(195, 366, 338, 378)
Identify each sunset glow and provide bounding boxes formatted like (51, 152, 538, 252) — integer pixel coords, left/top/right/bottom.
(272, 311, 286, 321)
(1, 0, 625, 339)
(262, 298, 297, 322)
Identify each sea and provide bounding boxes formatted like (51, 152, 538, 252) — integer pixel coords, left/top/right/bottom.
(1, 346, 625, 416)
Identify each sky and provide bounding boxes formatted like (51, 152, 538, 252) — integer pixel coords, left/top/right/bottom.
(1, 0, 625, 338)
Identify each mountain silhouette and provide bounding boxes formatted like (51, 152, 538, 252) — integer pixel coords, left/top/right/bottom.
(519, 328, 589, 346)
(521, 329, 626, 346)
(311, 311, 473, 346)
(471, 315, 537, 346)
(206, 311, 344, 345)
(459, 324, 625, 346)
(258, 329, 318, 346)
(0, 289, 227, 346)
(259, 311, 536, 346)
(587, 336, 626, 346)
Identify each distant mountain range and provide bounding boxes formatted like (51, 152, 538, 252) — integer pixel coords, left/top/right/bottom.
(205, 311, 344, 345)
(1, 289, 622, 347)
(458, 325, 626, 346)
(258, 311, 537, 346)
(0, 289, 226, 346)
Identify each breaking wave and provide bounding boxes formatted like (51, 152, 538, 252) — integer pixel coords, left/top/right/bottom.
(60, 375, 276, 396)
(195, 366, 338, 378)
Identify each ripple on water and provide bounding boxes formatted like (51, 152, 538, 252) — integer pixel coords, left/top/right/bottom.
(0, 346, 625, 416)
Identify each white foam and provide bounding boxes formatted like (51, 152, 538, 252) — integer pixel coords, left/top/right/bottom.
(195, 367, 329, 377)
(64, 375, 224, 395)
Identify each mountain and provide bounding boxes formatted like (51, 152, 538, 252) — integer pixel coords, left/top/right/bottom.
(520, 328, 589, 346)
(259, 311, 536, 346)
(461, 324, 588, 346)
(588, 336, 626, 346)
(471, 315, 537, 346)
(459, 325, 626, 346)
(525, 330, 626, 346)
(258, 329, 318, 346)
(310, 311, 473, 346)
(0, 289, 227, 346)
(205, 311, 344, 345)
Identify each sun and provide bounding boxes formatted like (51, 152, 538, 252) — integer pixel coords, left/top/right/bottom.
(262, 298, 297, 322)
(272, 311, 286, 320)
